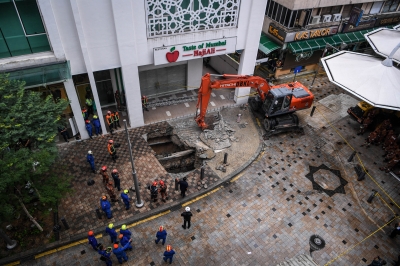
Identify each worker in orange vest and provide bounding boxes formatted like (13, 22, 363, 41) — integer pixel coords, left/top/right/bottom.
(112, 111, 121, 129)
(108, 140, 117, 162)
(105, 111, 114, 135)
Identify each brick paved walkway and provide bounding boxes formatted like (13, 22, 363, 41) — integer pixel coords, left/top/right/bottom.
(5, 73, 400, 265)
(23, 95, 400, 265)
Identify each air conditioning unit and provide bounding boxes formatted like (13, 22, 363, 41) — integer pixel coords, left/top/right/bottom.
(322, 14, 332, 23)
(332, 13, 342, 22)
(310, 15, 321, 25)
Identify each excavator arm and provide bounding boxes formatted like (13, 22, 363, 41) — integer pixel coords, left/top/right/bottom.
(195, 73, 271, 130)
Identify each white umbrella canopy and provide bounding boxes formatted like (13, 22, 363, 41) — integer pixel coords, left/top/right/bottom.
(365, 28, 400, 64)
(321, 51, 400, 111)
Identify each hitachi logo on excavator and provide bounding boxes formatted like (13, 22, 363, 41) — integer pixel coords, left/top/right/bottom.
(220, 81, 251, 87)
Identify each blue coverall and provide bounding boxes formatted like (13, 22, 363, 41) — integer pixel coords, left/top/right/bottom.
(113, 242, 131, 264)
(88, 235, 98, 250)
(105, 227, 118, 243)
(91, 118, 102, 135)
(86, 154, 95, 172)
(85, 123, 93, 138)
(120, 235, 132, 250)
(120, 193, 130, 210)
(163, 249, 176, 263)
(100, 199, 112, 219)
(119, 228, 132, 238)
(98, 249, 112, 266)
(155, 229, 167, 245)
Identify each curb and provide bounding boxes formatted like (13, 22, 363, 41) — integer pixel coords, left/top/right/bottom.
(1, 108, 264, 266)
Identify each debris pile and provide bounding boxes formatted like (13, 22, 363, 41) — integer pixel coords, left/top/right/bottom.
(200, 116, 237, 150)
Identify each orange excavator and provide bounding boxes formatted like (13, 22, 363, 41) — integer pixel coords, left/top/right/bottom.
(195, 73, 314, 135)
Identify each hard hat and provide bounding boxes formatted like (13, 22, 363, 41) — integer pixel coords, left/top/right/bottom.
(108, 223, 114, 229)
(101, 166, 107, 171)
(118, 234, 123, 239)
(152, 181, 158, 186)
(85, 120, 90, 124)
(88, 230, 94, 236)
(113, 244, 119, 249)
(185, 207, 190, 212)
(93, 115, 98, 119)
(101, 195, 107, 200)
(106, 247, 112, 252)
(159, 180, 164, 186)
(107, 111, 111, 114)
(112, 169, 118, 173)
(166, 245, 172, 252)
(108, 140, 113, 144)
(159, 226, 163, 231)
(121, 225, 127, 230)
(88, 150, 92, 154)
(124, 189, 129, 194)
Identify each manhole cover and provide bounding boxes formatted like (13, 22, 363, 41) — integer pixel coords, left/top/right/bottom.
(309, 234, 326, 252)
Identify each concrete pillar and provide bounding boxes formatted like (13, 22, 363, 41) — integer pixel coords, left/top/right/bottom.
(111, 1, 143, 128)
(187, 58, 203, 90)
(69, 0, 107, 136)
(63, 79, 88, 139)
(37, 0, 64, 59)
(234, 0, 268, 105)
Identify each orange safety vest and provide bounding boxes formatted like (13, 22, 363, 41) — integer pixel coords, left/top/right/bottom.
(106, 115, 113, 125)
(108, 143, 115, 154)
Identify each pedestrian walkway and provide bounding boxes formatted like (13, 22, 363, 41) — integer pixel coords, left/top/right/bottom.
(3, 73, 400, 265)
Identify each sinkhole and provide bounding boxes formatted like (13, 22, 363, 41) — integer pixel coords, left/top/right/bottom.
(147, 135, 196, 173)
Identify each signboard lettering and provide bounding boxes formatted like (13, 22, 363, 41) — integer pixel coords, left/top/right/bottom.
(268, 25, 285, 41)
(375, 15, 400, 26)
(294, 28, 335, 40)
(153, 37, 236, 65)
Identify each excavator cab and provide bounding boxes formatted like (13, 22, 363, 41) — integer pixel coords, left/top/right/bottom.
(262, 89, 294, 117)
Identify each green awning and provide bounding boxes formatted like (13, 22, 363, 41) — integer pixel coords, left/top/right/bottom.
(288, 26, 394, 54)
(2, 61, 71, 88)
(259, 32, 281, 54)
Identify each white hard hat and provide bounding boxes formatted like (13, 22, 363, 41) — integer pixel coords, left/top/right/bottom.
(88, 150, 92, 154)
(185, 207, 190, 212)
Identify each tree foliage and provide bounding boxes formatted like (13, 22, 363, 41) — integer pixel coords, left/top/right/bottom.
(0, 74, 72, 223)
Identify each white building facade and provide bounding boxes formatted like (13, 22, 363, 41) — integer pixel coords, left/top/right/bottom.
(0, 0, 268, 139)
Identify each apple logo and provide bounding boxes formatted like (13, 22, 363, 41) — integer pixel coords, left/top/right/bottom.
(166, 46, 179, 63)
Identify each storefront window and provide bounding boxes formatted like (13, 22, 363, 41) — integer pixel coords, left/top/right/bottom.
(94, 70, 115, 106)
(0, 0, 51, 59)
(382, 0, 400, 12)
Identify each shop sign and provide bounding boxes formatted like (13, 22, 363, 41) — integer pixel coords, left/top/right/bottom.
(342, 20, 376, 33)
(375, 15, 400, 26)
(268, 23, 287, 42)
(293, 26, 338, 41)
(348, 7, 364, 27)
(153, 37, 237, 65)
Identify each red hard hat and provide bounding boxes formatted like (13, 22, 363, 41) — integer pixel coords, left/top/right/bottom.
(101, 166, 107, 171)
(108, 140, 113, 144)
(88, 230, 94, 236)
(101, 195, 107, 200)
(159, 180, 164, 186)
(159, 226, 163, 232)
(152, 181, 158, 186)
(85, 120, 90, 123)
(112, 169, 118, 173)
(113, 244, 119, 249)
(166, 245, 172, 252)
(119, 234, 123, 239)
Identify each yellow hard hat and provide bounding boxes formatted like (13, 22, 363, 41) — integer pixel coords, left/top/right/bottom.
(121, 225, 127, 230)
(108, 223, 113, 229)
(124, 189, 129, 194)
(93, 115, 98, 119)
